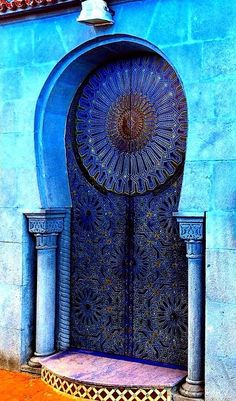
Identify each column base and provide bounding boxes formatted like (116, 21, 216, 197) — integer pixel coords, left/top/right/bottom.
(28, 355, 44, 368)
(30, 351, 56, 365)
(21, 351, 57, 375)
(21, 356, 43, 375)
(29, 351, 55, 366)
(172, 387, 204, 401)
(179, 380, 204, 399)
(21, 362, 41, 376)
(28, 350, 56, 367)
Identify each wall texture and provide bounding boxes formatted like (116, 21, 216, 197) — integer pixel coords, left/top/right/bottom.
(0, 1, 235, 400)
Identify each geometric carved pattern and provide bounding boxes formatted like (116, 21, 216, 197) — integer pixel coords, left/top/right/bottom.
(73, 56, 187, 195)
(67, 55, 188, 367)
(28, 217, 64, 234)
(57, 208, 71, 351)
(41, 367, 171, 401)
(179, 222, 203, 241)
(131, 176, 188, 366)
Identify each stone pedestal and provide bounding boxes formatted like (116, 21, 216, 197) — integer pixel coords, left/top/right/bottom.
(172, 215, 205, 401)
(25, 210, 65, 369)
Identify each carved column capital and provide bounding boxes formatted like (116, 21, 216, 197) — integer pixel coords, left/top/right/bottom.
(177, 216, 204, 242)
(25, 209, 65, 235)
(177, 216, 204, 261)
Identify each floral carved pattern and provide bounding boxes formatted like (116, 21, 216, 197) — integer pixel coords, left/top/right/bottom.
(72, 288, 104, 326)
(74, 193, 104, 232)
(156, 292, 188, 338)
(73, 56, 187, 195)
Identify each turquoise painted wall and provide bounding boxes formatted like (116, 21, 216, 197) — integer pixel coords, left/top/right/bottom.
(0, 1, 235, 400)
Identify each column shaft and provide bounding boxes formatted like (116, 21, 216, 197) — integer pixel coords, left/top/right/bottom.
(187, 242, 204, 383)
(35, 234, 57, 356)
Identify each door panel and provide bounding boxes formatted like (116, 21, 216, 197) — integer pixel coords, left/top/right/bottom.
(132, 176, 188, 365)
(66, 55, 188, 366)
(67, 147, 129, 354)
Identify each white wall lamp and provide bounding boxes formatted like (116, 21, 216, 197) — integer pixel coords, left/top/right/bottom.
(77, 0, 114, 26)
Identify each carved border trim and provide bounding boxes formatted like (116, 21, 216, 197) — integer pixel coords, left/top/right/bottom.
(56, 208, 71, 350)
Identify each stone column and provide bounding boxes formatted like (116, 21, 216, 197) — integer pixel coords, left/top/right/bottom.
(26, 210, 65, 368)
(173, 215, 205, 401)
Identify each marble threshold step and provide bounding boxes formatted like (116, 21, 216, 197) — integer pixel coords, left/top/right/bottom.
(41, 350, 186, 401)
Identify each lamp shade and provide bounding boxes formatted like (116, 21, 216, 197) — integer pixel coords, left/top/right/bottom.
(77, 0, 114, 26)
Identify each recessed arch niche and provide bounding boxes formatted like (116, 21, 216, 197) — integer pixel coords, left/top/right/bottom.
(34, 34, 188, 365)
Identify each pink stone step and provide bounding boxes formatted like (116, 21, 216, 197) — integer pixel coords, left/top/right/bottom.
(42, 350, 186, 388)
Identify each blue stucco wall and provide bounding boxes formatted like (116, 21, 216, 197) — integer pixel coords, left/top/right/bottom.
(0, 1, 235, 400)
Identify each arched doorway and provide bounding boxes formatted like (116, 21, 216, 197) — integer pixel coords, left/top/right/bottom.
(66, 54, 188, 367)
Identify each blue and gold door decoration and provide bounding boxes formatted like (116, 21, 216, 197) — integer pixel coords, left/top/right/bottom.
(66, 55, 188, 367)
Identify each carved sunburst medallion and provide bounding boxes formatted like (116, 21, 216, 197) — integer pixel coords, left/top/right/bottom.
(73, 56, 187, 195)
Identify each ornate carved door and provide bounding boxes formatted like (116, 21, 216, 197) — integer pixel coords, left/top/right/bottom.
(66, 55, 188, 367)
